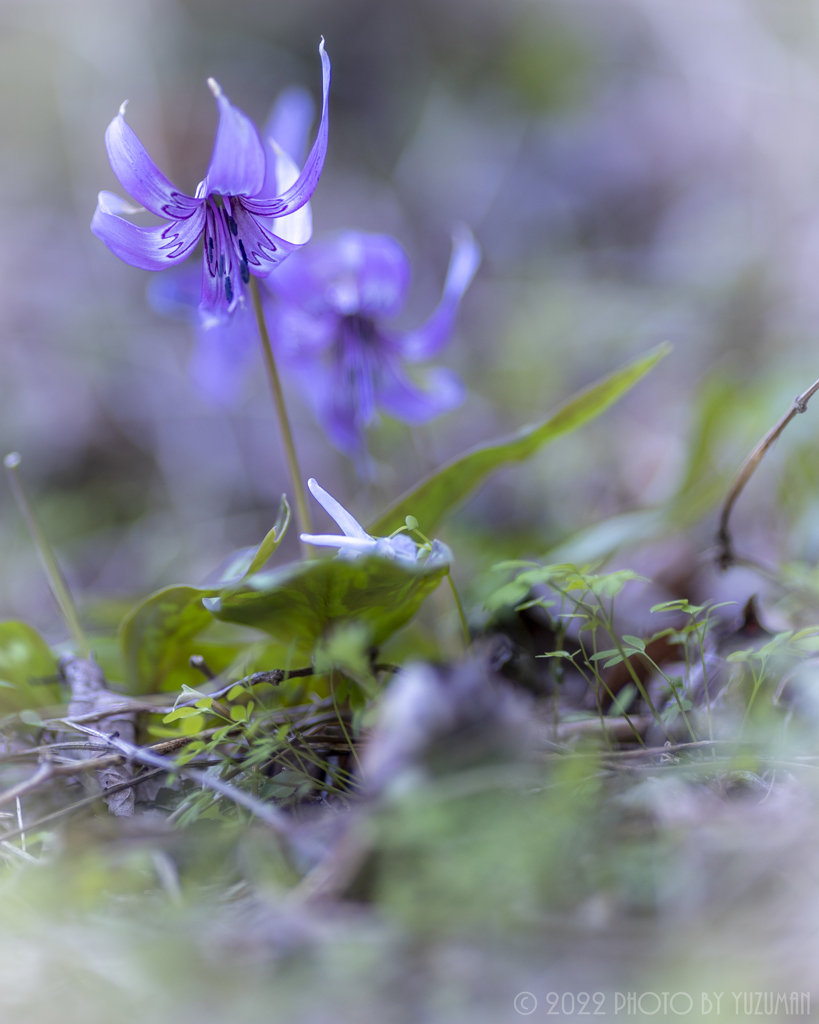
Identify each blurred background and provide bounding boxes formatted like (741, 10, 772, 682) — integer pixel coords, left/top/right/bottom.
(3, 0, 819, 643)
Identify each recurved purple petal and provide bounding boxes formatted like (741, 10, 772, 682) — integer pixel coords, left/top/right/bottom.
(203, 80, 266, 198)
(398, 224, 480, 362)
(241, 40, 331, 217)
(376, 362, 466, 425)
(105, 105, 200, 219)
(91, 192, 205, 271)
(268, 142, 312, 245)
(231, 203, 303, 276)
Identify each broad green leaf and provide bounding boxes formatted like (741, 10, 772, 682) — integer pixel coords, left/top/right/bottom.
(118, 501, 293, 695)
(0, 621, 61, 711)
(207, 554, 450, 651)
(119, 585, 215, 695)
(368, 343, 670, 536)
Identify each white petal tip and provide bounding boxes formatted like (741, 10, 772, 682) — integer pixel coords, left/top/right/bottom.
(3, 453, 20, 469)
(118, 100, 129, 117)
(307, 478, 320, 494)
(207, 77, 223, 98)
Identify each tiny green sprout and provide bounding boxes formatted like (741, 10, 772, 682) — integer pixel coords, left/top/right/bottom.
(162, 706, 201, 725)
(405, 515, 419, 531)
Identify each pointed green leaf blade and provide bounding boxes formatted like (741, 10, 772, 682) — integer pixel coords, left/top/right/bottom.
(242, 495, 291, 580)
(205, 497, 292, 587)
(368, 343, 670, 537)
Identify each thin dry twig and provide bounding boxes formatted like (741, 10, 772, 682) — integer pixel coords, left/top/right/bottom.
(65, 722, 293, 842)
(550, 714, 653, 742)
(0, 767, 168, 845)
(0, 762, 54, 810)
(716, 375, 819, 569)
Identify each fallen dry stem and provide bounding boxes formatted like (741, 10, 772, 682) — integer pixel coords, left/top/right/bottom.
(717, 375, 819, 568)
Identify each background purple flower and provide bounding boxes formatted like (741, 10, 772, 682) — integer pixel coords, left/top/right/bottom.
(147, 86, 318, 406)
(268, 225, 481, 461)
(92, 42, 330, 323)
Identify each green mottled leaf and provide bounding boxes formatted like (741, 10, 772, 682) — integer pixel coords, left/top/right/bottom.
(119, 586, 215, 695)
(369, 343, 670, 536)
(208, 554, 450, 651)
(0, 621, 61, 711)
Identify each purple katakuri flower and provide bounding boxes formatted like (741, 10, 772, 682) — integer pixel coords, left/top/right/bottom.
(269, 225, 481, 460)
(92, 41, 330, 323)
(146, 85, 318, 405)
(301, 478, 452, 565)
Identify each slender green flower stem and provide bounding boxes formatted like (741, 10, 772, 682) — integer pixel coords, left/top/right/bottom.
(249, 277, 313, 557)
(330, 672, 362, 773)
(4, 453, 90, 658)
(446, 571, 471, 651)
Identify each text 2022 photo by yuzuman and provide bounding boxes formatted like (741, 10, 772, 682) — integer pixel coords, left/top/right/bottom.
(2, 0, 819, 1020)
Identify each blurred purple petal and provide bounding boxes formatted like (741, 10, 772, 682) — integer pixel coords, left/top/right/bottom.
(105, 106, 200, 219)
(269, 231, 410, 317)
(262, 85, 315, 178)
(146, 265, 201, 321)
(376, 362, 465, 425)
(399, 224, 481, 362)
(380, 535, 419, 562)
(274, 304, 336, 359)
(91, 192, 205, 270)
(203, 80, 266, 198)
(188, 308, 257, 407)
(340, 233, 410, 318)
(241, 40, 331, 218)
(288, 355, 362, 456)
